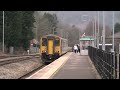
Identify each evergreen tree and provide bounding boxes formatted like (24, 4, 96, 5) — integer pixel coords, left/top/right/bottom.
(0, 11, 35, 52)
(4, 11, 22, 48)
(21, 11, 35, 50)
(114, 23, 120, 33)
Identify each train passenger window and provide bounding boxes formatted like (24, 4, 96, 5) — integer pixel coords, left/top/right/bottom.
(55, 39, 60, 46)
(42, 38, 47, 46)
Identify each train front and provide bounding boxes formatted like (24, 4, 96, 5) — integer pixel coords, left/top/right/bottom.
(40, 35, 61, 63)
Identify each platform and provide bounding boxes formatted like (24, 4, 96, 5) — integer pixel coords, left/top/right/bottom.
(26, 50, 101, 79)
(52, 53, 100, 79)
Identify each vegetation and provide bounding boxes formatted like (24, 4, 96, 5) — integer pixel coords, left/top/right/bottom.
(114, 23, 120, 33)
(56, 23, 80, 47)
(84, 21, 112, 37)
(0, 11, 82, 53)
(0, 11, 35, 52)
(34, 12, 58, 41)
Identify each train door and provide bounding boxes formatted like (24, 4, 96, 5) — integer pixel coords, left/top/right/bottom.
(48, 39, 54, 54)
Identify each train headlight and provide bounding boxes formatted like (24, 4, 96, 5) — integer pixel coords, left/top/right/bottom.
(55, 51, 59, 53)
(42, 50, 46, 53)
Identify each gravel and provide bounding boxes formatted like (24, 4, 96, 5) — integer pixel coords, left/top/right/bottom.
(0, 57, 42, 79)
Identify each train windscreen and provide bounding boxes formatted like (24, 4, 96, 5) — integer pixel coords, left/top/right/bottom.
(55, 39, 60, 46)
(42, 38, 47, 46)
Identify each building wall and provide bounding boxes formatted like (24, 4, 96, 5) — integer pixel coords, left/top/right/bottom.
(106, 38, 120, 53)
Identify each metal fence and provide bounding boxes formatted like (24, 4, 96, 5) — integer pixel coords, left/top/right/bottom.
(88, 46, 119, 79)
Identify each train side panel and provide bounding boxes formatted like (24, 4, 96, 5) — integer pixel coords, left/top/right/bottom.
(61, 39, 68, 55)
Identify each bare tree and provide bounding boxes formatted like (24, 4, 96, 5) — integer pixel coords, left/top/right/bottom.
(84, 21, 111, 37)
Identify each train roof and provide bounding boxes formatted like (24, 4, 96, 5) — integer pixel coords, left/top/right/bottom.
(43, 34, 68, 40)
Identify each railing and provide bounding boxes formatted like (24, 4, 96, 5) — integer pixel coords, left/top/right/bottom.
(88, 46, 119, 79)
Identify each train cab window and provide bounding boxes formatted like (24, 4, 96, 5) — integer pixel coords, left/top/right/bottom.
(55, 39, 60, 46)
(42, 38, 47, 46)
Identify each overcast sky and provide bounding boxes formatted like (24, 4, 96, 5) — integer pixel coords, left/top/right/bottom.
(39, 11, 120, 30)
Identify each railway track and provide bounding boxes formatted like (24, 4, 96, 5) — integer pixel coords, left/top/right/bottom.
(18, 64, 46, 79)
(0, 54, 40, 59)
(19, 55, 65, 79)
(0, 55, 40, 66)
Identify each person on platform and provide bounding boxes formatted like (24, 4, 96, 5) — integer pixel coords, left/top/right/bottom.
(74, 44, 78, 53)
(77, 44, 80, 54)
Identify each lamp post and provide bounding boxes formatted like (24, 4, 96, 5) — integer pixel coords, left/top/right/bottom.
(53, 27, 54, 35)
(112, 11, 115, 52)
(112, 11, 116, 79)
(97, 11, 100, 49)
(61, 29, 63, 38)
(36, 26, 37, 54)
(102, 11, 105, 50)
(95, 12, 97, 47)
(3, 11, 4, 54)
(92, 12, 97, 48)
(92, 19, 95, 47)
(80, 14, 89, 49)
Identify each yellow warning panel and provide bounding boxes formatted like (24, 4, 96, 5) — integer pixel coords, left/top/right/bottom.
(48, 39, 53, 54)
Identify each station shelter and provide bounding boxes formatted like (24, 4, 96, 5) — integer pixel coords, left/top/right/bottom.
(79, 36, 94, 50)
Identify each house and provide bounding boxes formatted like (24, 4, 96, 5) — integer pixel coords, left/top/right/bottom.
(30, 39, 40, 53)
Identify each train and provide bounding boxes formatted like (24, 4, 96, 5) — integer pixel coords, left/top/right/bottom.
(40, 34, 71, 64)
